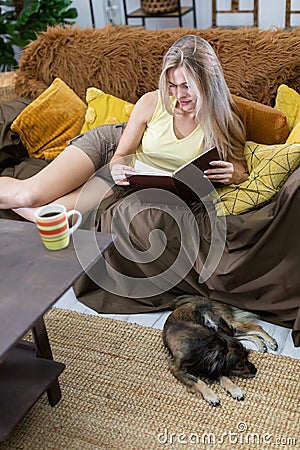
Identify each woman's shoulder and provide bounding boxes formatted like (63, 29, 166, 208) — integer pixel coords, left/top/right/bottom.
(134, 90, 159, 123)
(137, 90, 159, 107)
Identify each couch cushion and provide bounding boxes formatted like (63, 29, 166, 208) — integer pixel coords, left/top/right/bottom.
(79, 89, 289, 145)
(216, 141, 300, 215)
(275, 84, 300, 144)
(232, 95, 289, 145)
(11, 78, 87, 161)
(81, 87, 134, 132)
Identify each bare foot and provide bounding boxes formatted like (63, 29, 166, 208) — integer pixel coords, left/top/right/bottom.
(0, 177, 26, 209)
(12, 207, 37, 222)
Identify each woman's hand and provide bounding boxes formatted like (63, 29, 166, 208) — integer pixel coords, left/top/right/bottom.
(204, 160, 249, 185)
(110, 163, 134, 186)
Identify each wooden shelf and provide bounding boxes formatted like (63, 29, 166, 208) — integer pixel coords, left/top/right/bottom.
(0, 344, 65, 441)
(123, 1, 196, 28)
(127, 6, 192, 19)
(0, 220, 115, 441)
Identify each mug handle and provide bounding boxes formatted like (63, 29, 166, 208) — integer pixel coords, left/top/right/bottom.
(67, 209, 82, 235)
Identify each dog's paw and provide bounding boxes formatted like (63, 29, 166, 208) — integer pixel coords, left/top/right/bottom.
(268, 337, 278, 351)
(230, 386, 244, 401)
(259, 336, 278, 352)
(258, 341, 268, 353)
(219, 377, 244, 401)
(203, 390, 220, 407)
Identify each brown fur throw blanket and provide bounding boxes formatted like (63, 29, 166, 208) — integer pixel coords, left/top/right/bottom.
(15, 25, 300, 106)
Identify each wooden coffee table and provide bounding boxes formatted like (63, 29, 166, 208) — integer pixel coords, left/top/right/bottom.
(0, 219, 115, 441)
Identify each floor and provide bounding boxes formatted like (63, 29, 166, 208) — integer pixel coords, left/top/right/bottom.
(55, 287, 300, 359)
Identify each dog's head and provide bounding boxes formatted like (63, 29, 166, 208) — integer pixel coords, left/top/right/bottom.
(197, 336, 257, 380)
(225, 339, 257, 378)
(216, 318, 257, 378)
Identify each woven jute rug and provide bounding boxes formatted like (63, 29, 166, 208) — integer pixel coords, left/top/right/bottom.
(1, 308, 299, 450)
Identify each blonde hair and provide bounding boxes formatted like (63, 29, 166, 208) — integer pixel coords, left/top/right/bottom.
(159, 35, 245, 161)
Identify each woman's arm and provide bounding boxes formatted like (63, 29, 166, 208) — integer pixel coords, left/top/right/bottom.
(110, 91, 158, 185)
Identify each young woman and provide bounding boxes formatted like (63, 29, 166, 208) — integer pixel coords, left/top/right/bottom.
(0, 35, 248, 221)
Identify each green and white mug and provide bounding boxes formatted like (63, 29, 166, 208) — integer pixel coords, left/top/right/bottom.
(35, 204, 82, 251)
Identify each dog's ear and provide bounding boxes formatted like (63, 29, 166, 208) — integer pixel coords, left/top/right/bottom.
(203, 343, 228, 379)
(218, 317, 235, 336)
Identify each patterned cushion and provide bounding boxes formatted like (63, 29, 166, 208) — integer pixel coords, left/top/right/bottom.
(216, 141, 300, 215)
(81, 88, 134, 133)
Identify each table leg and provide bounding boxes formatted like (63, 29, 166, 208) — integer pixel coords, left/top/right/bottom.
(31, 317, 62, 406)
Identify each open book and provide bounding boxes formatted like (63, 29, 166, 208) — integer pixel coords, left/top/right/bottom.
(127, 146, 220, 204)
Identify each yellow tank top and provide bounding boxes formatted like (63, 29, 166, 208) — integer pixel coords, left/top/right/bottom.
(135, 91, 204, 172)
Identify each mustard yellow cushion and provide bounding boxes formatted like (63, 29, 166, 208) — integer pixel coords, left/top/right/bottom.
(216, 141, 300, 215)
(11, 78, 87, 161)
(275, 84, 300, 144)
(232, 94, 289, 145)
(81, 88, 134, 132)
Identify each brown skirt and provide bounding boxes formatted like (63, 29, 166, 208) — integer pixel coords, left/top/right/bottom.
(75, 166, 300, 347)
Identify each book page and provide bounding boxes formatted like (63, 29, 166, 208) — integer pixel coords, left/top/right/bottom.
(134, 159, 172, 176)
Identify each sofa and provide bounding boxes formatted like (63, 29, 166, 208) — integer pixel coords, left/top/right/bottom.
(1, 24, 300, 346)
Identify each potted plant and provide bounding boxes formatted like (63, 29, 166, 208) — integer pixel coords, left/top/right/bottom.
(0, 0, 77, 71)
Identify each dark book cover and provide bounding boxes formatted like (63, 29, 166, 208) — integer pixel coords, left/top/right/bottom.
(127, 146, 219, 204)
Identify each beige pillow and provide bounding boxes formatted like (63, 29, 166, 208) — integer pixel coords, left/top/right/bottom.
(232, 94, 289, 145)
(11, 78, 87, 161)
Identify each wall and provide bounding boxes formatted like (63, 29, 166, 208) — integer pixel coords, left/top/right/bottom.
(72, 0, 300, 30)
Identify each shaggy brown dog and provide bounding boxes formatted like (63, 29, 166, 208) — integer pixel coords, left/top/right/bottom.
(163, 296, 278, 406)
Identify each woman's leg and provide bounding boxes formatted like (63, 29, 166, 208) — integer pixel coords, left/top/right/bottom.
(1, 123, 127, 217)
(12, 175, 115, 222)
(0, 144, 95, 209)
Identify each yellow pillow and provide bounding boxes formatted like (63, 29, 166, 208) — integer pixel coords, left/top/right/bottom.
(11, 78, 87, 161)
(216, 141, 300, 215)
(81, 88, 134, 132)
(288, 121, 300, 143)
(275, 84, 300, 144)
(232, 94, 289, 145)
